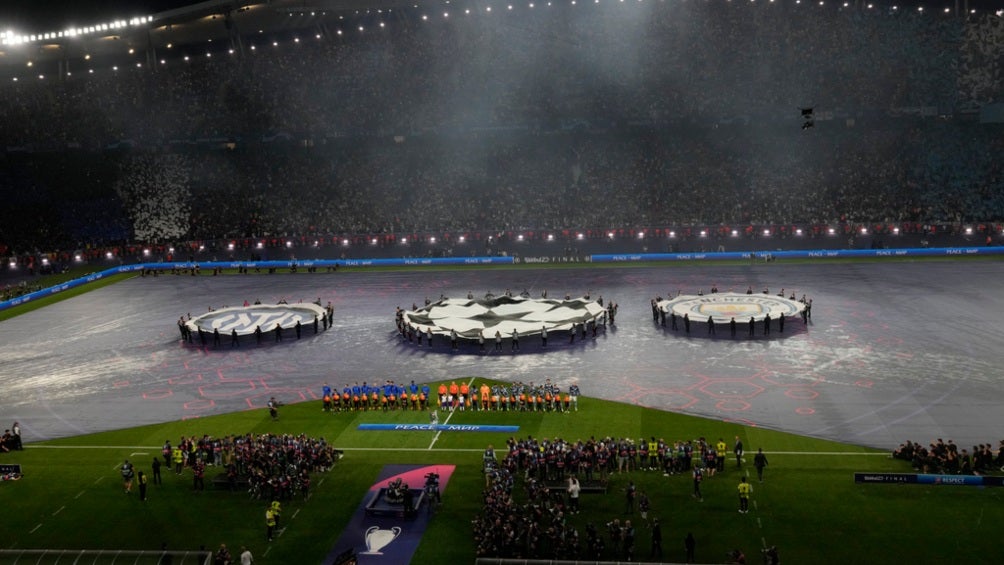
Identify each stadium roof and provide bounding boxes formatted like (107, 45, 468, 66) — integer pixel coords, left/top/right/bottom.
(1, 0, 999, 70)
(0, 0, 416, 69)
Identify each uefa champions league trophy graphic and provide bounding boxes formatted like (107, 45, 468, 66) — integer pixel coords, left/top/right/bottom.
(362, 526, 401, 555)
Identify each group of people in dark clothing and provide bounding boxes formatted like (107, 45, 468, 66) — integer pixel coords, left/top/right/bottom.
(893, 438, 1004, 475)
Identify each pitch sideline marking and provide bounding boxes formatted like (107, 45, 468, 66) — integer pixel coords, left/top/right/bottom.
(428, 376, 477, 450)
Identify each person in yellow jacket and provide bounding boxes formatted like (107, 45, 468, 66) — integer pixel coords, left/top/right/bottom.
(172, 446, 184, 474)
(715, 438, 727, 473)
(265, 507, 276, 542)
(271, 500, 282, 527)
(737, 476, 753, 514)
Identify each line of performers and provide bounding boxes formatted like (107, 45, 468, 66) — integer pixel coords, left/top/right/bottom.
(439, 381, 582, 413)
(320, 381, 432, 412)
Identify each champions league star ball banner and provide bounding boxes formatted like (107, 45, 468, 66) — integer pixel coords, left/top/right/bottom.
(854, 473, 1004, 487)
(357, 423, 520, 432)
(323, 464, 455, 565)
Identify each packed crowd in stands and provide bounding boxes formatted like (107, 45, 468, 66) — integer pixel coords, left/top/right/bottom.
(893, 438, 1004, 475)
(1, 2, 1003, 263)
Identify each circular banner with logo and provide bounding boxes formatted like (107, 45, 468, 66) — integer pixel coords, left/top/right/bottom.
(657, 292, 805, 324)
(402, 296, 606, 339)
(186, 303, 327, 335)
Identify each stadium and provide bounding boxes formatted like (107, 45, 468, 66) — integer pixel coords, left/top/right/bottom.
(1, 0, 1004, 564)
